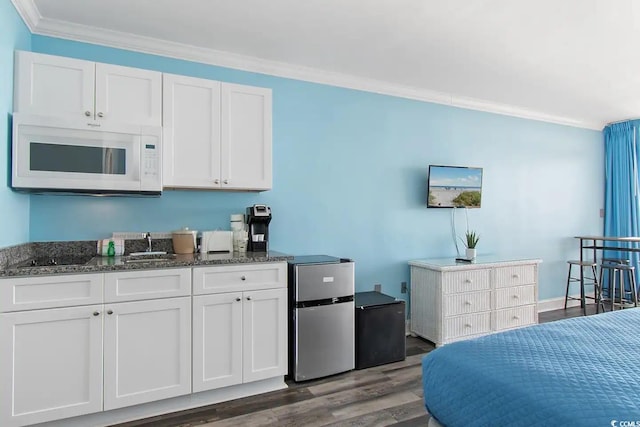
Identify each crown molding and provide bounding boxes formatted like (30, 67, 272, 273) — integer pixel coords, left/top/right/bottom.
(12, 0, 603, 131)
(10, 0, 40, 31)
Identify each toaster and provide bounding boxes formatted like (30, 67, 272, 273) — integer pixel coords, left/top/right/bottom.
(200, 231, 233, 253)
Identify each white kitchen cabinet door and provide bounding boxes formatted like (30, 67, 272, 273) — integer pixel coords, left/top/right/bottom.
(0, 306, 103, 427)
(221, 83, 272, 190)
(14, 50, 95, 120)
(95, 63, 162, 126)
(192, 293, 243, 392)
(163, 73, 222, 188)
(103, 297, 191, 410)
(242, 288, 287, 383)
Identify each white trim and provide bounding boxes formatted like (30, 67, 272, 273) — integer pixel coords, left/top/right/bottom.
(537, 295, 581, 312)
(10, 0, 40, 30)
(11, 0, 603, 130)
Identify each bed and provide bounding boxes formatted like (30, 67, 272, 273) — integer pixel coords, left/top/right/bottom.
(422, 309, 640, 426)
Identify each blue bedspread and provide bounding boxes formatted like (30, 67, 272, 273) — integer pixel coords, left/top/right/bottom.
(422, 309, 640, 427)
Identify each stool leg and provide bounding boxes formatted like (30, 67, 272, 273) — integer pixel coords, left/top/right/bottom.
(592, 265, 603, 314)
(631, 271, 638, 308)
(611, 269, 617, 311)
(564, 264, 572, 310)
(580, 265, 585, 311)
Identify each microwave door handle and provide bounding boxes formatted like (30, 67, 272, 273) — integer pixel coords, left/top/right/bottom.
(103, 147, 114, 175)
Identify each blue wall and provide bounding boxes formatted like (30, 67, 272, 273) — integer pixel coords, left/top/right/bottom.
(28, 35, 604, 301)
(0, 1, 30, 247)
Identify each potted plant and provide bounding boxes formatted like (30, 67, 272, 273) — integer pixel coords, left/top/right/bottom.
(461, 230, 479, 260)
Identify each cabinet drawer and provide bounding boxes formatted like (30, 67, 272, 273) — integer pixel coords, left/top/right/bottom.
(444, 312, 491, 340)
(443, 291, 491, 317)
(0, 274, 103, 312)
(193, 262, 287, 295)
(104, 268, 191, 302)
(496, 285, 536, 309)
(442, 269, 491, 294)
(495, 305, 537, 331)
(495, 265, 536, 288)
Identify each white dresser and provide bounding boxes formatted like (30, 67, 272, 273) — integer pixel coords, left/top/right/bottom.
(409, 257, 542, 347)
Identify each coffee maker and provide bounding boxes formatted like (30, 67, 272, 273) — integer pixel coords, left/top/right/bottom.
(246, 204, 272, 252)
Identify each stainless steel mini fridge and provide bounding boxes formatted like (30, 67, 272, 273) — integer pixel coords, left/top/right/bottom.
(288, 256, 355, 382)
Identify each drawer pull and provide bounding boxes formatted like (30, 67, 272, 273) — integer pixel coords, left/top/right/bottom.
(464, 301, 472, 306)
(464, 279, 473, 284)
(512, 295, 519, 299)
(107, 310, 113, 315)
(464, 323, 472, 328)
(246, 296, 252, 301)
(235, 297, 241, 302)
(512, 274, 520, 279)
(512, 315, 520, 320)
(241, 276, 246, 281)
(93, 311, 100, 316)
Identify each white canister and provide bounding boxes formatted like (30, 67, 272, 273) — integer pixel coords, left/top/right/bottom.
(230, 214, 245, 231)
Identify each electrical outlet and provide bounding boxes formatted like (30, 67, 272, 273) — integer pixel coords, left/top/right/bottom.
(401, 281, 407, 293)
(374, 283, 382, 292)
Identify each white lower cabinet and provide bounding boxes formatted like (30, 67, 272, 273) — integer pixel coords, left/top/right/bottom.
(193, 287, 287, 393)
(0, 305, 104, 427)
(104, 297, 192, 410)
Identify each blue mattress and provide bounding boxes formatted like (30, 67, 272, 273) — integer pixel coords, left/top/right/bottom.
(422, 309, 640, 427)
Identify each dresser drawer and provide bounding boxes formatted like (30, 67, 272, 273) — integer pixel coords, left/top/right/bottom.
(495, 265, 536, 288)
(193, 262, 287, 294)
(444, 312, 491, 340)
(496, 285, 536, 309)
(442, 269, 491, 294)
(444, 291, 491, 316)
(0, 274, 103, 312)
(495, 305, 537, 331)
(104, 268, 191, 302)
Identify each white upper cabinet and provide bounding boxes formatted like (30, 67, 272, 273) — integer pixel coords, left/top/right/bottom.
(95, 63, 162, 126)
(221, 83, 272, 191)
(163, 74, 272, 191)
(14, 51, 94, 120)
(14, 51, 162, 126)
(163, 73, 221, 188)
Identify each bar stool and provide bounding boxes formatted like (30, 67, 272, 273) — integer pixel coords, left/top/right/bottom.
(565, 260, 601, 316)
(598, 258, 630, 306)
(599, 262, 638, 311)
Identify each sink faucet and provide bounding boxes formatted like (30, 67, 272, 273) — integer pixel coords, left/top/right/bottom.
(144, 232, 152, 252)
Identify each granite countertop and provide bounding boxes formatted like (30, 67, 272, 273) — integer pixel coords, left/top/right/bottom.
(0, 240, 292, 278)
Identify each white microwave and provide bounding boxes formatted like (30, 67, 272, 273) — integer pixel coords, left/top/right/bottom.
(12, 114, 162, 195)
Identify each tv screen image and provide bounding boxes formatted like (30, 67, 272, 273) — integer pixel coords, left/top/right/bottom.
(427, 165, 483, 208)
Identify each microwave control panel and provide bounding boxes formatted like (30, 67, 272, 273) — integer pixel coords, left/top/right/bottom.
(141, 135, 161, 191)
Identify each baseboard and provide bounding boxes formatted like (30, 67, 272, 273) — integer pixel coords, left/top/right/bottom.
(538, 295, 581, 312)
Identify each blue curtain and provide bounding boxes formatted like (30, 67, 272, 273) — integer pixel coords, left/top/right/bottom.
(603, 120, 640, 292)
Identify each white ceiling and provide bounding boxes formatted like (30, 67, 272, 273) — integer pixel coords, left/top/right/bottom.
(12, 0, 640, 129)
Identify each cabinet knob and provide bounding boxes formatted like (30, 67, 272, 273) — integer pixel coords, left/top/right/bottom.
(465, 279, 473, 284)
(97, 112, 104, 118)
(464, 323, 472, 328)
(107, 310, 113, 315)
(512, 315, 520, 320)
(214, 179, 220, 184)
(464, 301, 472, 305)
(85, 111, 92, 117)
(512, 294, 519, 299)
(235, 297, 241, 302)
(223, 179, 229, 184)
(241, 276, 246, 281)
(93, 311, 100, 316)
(512, 274, 520, 279)
(246, 296, 252, 301)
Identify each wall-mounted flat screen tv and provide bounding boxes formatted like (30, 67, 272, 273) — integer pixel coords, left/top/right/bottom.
(427, 165, 483, 208)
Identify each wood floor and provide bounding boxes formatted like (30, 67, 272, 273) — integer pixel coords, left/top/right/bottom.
(113, 306, 588, 427)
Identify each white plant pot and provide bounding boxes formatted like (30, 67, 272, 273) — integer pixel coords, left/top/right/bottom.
(465, 248, 477, 260)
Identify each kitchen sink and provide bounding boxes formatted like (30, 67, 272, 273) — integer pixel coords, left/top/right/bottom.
(123, 253, 177, 263)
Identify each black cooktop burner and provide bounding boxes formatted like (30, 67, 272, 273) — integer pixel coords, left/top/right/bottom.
(17, 255, 94, 268)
